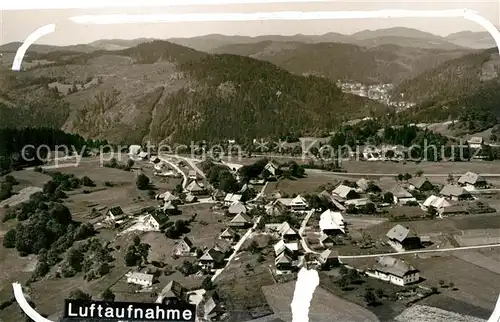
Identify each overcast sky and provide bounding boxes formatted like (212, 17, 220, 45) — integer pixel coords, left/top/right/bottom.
(1, 1, 499, 45)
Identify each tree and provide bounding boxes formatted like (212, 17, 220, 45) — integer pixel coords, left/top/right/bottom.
(375, 289, 385, 298)
(364, 290, 377, 306)
(446, 174, 454, 184)
(127, 159, 135, 169)
(336, 276, 349, 290)
(339, 265, 348, 275)
(2, 229, 16, 248)
(402, 173, 412, 181)
(81, 176, 95, 187)
(490, 134, 498, 142)
(383, 192, 394, 204)
(438, 279, 445, 287)
(201, 276, 214, 290)
(449, 282, 455, 289)
(101, 289, 115, 302)
(415, 170, 424, 177)
(136, 173, 150, 190)
(69, 289, 91, 301)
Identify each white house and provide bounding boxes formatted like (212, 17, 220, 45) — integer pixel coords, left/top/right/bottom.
(188, 170, 198, 180)
(264, 162, 279, 176)
(439, 184, 472, 201)
(137, 151, 149, 160)
(457, 172, 488, 190)
(228, 212, 253, 228)
(127, 272, 154, 287)
(366, 256, 420, 286)
(319, 210, 345, 235)
(467, 137, 484, 149)
(173, 237, 194, 256)
(390, 185, 416, 205)
(128, 145, 142, 156)
(274, 195, 309, 212)
(422, 195, 451, 212)
(332, 185, 359, 200)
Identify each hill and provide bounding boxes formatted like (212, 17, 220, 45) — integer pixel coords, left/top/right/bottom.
(0, 42, 96, 54)
(0, 40, 383, 144)
(213, 41, 471, 84)
(445, 31, 496, 49)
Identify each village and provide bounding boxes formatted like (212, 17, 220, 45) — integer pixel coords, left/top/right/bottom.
(2, 145, 500, 322)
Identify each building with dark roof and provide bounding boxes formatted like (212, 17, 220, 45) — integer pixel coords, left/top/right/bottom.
(386, 224, 421, 252)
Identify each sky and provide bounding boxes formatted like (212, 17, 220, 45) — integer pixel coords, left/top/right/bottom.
(1, 0, 499, 45)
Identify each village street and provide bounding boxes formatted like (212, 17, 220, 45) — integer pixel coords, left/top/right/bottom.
(298, 210, 318, 254)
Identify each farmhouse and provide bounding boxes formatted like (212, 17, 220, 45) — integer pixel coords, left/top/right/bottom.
(173, 237, 194, 256)
(318, 249, 339, 268)
(319, 210, 345, 235)
(143, 212, 169, 230)
(107, 206, 125, 221)
(156, 280, 188, 305)
(386, 224, 421, 252)
(199, 249, 226, 271)
(214, 238, 233, 255)
(229, 212, 253, 228)
(278, 222, 299, 242)
(332, 184, 359, 200)
(162, 201, 178, 215)
(274, 195, 310, 212)
(212, 189, 225, 201)
(274, 239, 299, 256)
(228, 201, 247, 215)
(185, 193, 198, 203)
(439, 184, 473, 201)
(127, 272, 154, 287)
(408, 177, 434, 191)
(468, 136, 484, 149)
(137, 151, 149, 160)
(157, 191, 181, 205)
(366, 256, 420, 286)
(186, 180, 206, 195)
(263, 161, 279, 176)
(422, 195, 451, 211)
(188, 170, 198, 180)
(390, 184, 416, 205)
(458, 172, 488, 190)
(224, 193, 243, 206)
(219, 228, 237, 242)
(275, 252, 295, 272)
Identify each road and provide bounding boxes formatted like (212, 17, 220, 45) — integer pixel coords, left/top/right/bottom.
(157, 156, 188, 190)
(211, 216, 261, 282)
(338, 242, 500, 260)
(298, 210, 318, 254)
(305, 168, 500, 178)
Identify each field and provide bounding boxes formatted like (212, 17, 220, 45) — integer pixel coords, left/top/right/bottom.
(394, 305, 487, 322)
(262, 280, 379, 322)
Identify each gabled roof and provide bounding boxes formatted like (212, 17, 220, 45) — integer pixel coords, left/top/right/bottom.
(408, 177, 432, 189)
(185, 193, 197, 202)
(224, 193, 242, 203)
(214, 238, 232, 253)
(200, 249, 225, 263)
(390, 184, 413, 198)
(188, 170, 197, 177)
(180, 236, 193, 248)
(468, 136, 483, 144)
(163, 201, 177, 211)
(423, 195, 451, 209)
(230, 212, 252, 224)
(333, 185, 357, 199)
(108, 206, 124, 216)
(278, 222, 298, 236)
(228, 202, 247, 214)
(150, 211, 169, 226)
(386, 224, 410, 242)
(440, 184, 470, 197)
(159, 191, 179, 202)
(458, 172, 486, 185)
(212, 189, 225, 198)
(128, 272, 154, 283)
(220, 228, 235, 238)
(159, 280, 186, 301)
(319, 210, 345, 232)
(186, 180, 204, 192)
(275, 252, 293, 265)
(373, 256, 418, 278)
(290, 195, 308, 206)
(320, 249, 339, 261)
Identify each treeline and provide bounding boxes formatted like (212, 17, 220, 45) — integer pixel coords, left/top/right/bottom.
(0, 127, 109, 174)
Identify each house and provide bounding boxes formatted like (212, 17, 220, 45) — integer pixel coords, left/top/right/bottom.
(188, 170, 198, 180)
(274, 239, 299, 256)
(422, 195, 451, 211)
(275, 252, 295, 272)
(214, 238, 233, 255)
(128, 145, 142, 156)
(319, 210, 345, 235)
(457, 172, 488, 190)
(107, 206, 125, 221)
(199, 249, 226, 271)
(137, 151, 149, 160)
(318, 249, 339, 268)
(185, 193, 198, 203)
(157, 191, 181, 205)
(274, 195, 310, 212)
(420, 236, 432, 246)
(439, 204, 469, 217)
(212, 189, 226, 201)
(332, 185, 359, 200)
(162, 201, 178, 215)
(390, 184, 416, 204)
(127, 272, 154, 287)
(468, 136, 484, 149)
(156, 280, 188, 305)
(386, 225, 421, 252)
(186, 180, 206, 195)
(202, 291, 224, 320)
(408, 177, 434, 191)
(344, 198, 371, 209)
(439, 184, 472, 201)
(229, 212, 253, 228)
(263, 161, 279, 176)
(224, 193, 242, 206)
(228, 201, 247, 215)
(173, 237, 194, 256)
(144, 211, 169, 230)
(278, 222, 299, 242)
(219, 228, 237, 242)
(319, 235, 336, 248)
(366, 256, 420, 286)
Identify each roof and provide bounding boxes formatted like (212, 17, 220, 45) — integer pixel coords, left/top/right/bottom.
(224, 193, 242, 203)
(274, 239, 295, 255)
(220, 228, 235, 238)
(333, 185, 357, 199)
(159, 191, 179, 202)
(200, 249, 225, 263)
(278, 222, 298, 236)
(440, 184, 470, 197)
(108, 206, 124, 216)
(409, 177, 432, 189)
(423, 195, 451, 209)
(373, 256, 418, 278)
(158, 281, 185, 301)
(138, 151, 149, 158)
(150, 211, 169, 226)
(214, 238, 232, 253)
(228, 202, 247, 214)
(185, 194, 197, 202)
(458, 172, 486, 185)
(212, 189, 225, 198)
(290, 195, 308, 206)
(468, 136, 483, 144)
(128, 272, 154, 283)
(163, 201, 177, 211)
(230, 212, 252, 224)
(386, 224, 410, 242)
(188, 170, 197, 176)
(319, 210, 345, 233)
(186, 180, 204, 192)
(275, 252, 293, 265)
(390, 184, 413, 198)
(179, 236, 193, 248)
(320, 249, 339, 260)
